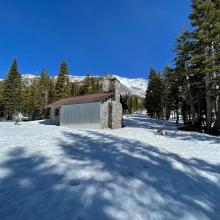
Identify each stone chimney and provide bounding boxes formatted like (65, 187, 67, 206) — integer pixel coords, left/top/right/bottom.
(102, 74, 120, 101)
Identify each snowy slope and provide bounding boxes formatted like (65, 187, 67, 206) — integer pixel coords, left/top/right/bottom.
(113, 75, 148, 97)
(0, 115, 219, 220)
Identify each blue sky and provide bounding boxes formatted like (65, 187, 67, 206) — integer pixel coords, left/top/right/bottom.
(0, 0, 191, 79)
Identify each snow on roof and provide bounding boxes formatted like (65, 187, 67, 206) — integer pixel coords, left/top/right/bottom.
(48, 92, 113, 108)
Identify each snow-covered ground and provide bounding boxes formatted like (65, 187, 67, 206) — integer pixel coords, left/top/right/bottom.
(0, 115, 220, 220)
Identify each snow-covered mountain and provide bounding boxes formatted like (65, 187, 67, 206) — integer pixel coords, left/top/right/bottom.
(68, 75, 148, 97)
(1, 74, 148, 98)
(21, 74, 39, 85)
(113, 75, 148, 98)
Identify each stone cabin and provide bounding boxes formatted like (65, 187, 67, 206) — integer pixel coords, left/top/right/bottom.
(48, 76, 123, 129)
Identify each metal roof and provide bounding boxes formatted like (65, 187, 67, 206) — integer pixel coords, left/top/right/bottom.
(48, 92, 113, 108)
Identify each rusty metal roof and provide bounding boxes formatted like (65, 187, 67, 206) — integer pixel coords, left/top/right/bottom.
(48, 92, 113, 108)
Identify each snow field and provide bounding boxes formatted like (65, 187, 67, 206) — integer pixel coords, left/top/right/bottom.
(0, 115, 219, 220)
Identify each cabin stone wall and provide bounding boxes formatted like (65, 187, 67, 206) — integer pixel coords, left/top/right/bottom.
(50, 107, 60, 125)
(100, 98, 122, 129)
(100, 99, 111, 128)
(110, 101, 123, 129)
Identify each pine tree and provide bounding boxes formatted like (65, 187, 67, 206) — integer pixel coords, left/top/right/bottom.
(121, 95, 144, 114)
(189, 0, 220, 132)
(79, 75, 91, 95)
(3, 59, 22, 120)
(22, 79, 40, 120)
(79, 75, 102, 95)
(145, 68, 156, 117)
(20, 69, 54, 120)
(54, 61, 70, 100)
(173, 30, 193, 124)
(38, 68, 53, 118)
(154, 73, 165, 119)
(163, 65, 174, 120)
(70, 82, 78, 96)
(21, 85, 32, 117)
(145, 68, 165, 119)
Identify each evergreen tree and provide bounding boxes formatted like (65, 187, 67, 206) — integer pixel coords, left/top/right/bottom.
(78, 75, 102, 95)
(54, 61, 70, 100)
(189, 0, 220, 132)
(163, 65, 174, 120)
(70, 82, 80, 96)
(173, 30, 193, 125)
(22, 78, 41, 120)
(145, 68, 165, 119)
(3, 59, 22, 119)
(21, 69, 54, 120)
(21, 84, 32, 117)
(38, 68, 53, 118)
(121, 95, 143, 114)
(145, 68, 156, 117)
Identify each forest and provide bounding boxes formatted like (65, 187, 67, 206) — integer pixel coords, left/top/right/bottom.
(145, 0, 220, 135)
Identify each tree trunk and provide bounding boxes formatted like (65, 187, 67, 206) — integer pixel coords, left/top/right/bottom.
(206, 94, 212, 132)
(176, 108, 179, 124)
(213, 96, 220, 134)
(165, 109, 170, 120)
(181, 101, 188, 124)
(206, 73, 212, 132)
(190, 103, 196, 126)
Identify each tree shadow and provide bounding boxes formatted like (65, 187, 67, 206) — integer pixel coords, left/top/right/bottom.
(0, 147, 114, 220)
(38, 119, 51, 125)
(125, 115, 220, 144)
(1, 129, 220, 219)
(58, 130, 220, 219)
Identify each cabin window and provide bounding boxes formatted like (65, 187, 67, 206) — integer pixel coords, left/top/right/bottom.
(55, 108, 60, 116)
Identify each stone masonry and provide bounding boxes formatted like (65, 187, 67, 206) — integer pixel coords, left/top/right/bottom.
(101, 74, 123, 129)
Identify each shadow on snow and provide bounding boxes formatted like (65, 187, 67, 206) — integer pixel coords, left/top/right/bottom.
(0, 128, 220, 219)
(125, 115, 220, 144)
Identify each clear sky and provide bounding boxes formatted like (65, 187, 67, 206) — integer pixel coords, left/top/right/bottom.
(0, 0, 191, 79)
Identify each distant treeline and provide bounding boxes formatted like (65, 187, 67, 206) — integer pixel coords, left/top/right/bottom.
(0, 60, 102, 120)
(121, 95, 144, 115)
(0, 60, 143, 120)
(145, 0, 220, 135)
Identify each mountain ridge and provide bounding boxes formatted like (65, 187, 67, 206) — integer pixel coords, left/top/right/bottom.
(0, 74, 148, 98)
